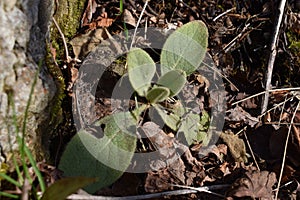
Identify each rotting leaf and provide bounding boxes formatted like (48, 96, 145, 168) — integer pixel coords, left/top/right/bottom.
(59, 112, 137, 193)
(142, 122, 177, 160)
(70, 28, 105, 59)
(122, 9, 136, 27)
(127, 48, 156, 96)
(161, 20, 208, 75)
(220, 131, 248, 163)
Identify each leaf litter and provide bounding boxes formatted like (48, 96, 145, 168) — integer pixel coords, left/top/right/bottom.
(37, 0, 300, 199)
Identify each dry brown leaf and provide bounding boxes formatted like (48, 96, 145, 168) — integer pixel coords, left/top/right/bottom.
(94, 16, 114, 28)
(70, 28, 105, 59)
(81, 0, 98, 26)
(226, 170, 277, 199)
(122, 9, 136, 27)
(226, 106, 259, 127)
(143, 122, 205, 193)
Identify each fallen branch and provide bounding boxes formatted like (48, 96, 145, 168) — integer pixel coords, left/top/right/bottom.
(261, 0, 287, 114)
(63, 184, 230, 200)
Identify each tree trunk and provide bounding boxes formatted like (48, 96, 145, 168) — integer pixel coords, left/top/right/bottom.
(0, 0, 84, 171)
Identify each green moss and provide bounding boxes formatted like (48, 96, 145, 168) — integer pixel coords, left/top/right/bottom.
(45, 45, 65, 129)
(47, 0, 85, 126)
(286, 30, 300, 69)
(287, 31, 300, 53)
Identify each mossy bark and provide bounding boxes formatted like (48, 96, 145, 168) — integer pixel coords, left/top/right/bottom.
(39, 0, 86, 162)
(46, 0, 86, 129)
(51, 0, 86, 62)
(45, 0, 86, 128)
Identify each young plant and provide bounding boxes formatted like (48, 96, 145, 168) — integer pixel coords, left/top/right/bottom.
(127, 20, 210, 143)
(59, 20, 209, 194)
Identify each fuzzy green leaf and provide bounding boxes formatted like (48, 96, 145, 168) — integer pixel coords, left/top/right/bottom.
(59, 112, 137, 194)
(177, 111, 210, 145)
(161, 20, 208, 75)
(127, 48, 156, 96)
(146, 86, 170, 103)
(157, 69, 186, 96)
(153, 104, 180, 131)
(131, 104, 148, 121)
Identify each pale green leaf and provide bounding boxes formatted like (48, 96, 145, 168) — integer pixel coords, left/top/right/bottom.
(199, 110, 210, 131)
(177, 112, 201, 145)
(146, 86, 170, 103)
(131, 104, 148, 121)
(157, 69, 186, 96)
(59, 112, 137, 194)
(127, 48, 156, 96)
(177, 111, 209, 145)
(153, 104, 180, 131)
(161, 20, 208, 75)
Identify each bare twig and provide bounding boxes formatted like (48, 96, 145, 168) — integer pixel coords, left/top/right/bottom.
(38, 183, 231, 199)
(213, 7, 236, 22)
(261, 0, 287, 114)
(258, 95, 294, 118)
(129, 0, 149, 49)
(274, 100, 300, 199)
(172, 184, 229, 198)
(232, 87, 300, 106)
(265, 122, 300, 125)
(243, 130, 260, 171)
(52, 17, 70, 62)
(202, 58, 239, 91)
(221, 23, 250, 53)
(278, 94, 288, 127)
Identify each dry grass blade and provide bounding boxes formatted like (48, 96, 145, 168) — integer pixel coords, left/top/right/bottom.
(274, 100, 300, 199)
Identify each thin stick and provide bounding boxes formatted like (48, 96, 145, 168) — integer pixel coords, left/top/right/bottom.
(213, 7, 236, 22)
(202, 60, 239, 91)
(243, 131, 260, 171)
(52, 17, 70, 61)
(129, 0, 149, 49)
(265, 122, 300, 125)
(231, 87, 300, 106)
(261, 0, 287, 114)
(172, 184, 228, 198)
(258, 95, 294, 118)
(60, 184, 230, 199)
(274, 100, 300, 199)
(278, 94, 288, 126)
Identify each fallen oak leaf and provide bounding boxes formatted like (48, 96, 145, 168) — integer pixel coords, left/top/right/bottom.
(142, 122, 205, 193)
(226, 170, 277, 199)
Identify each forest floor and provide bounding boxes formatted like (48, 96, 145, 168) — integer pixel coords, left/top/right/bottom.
(45, 0, 300, 199)
(49, 0, 300, 199)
